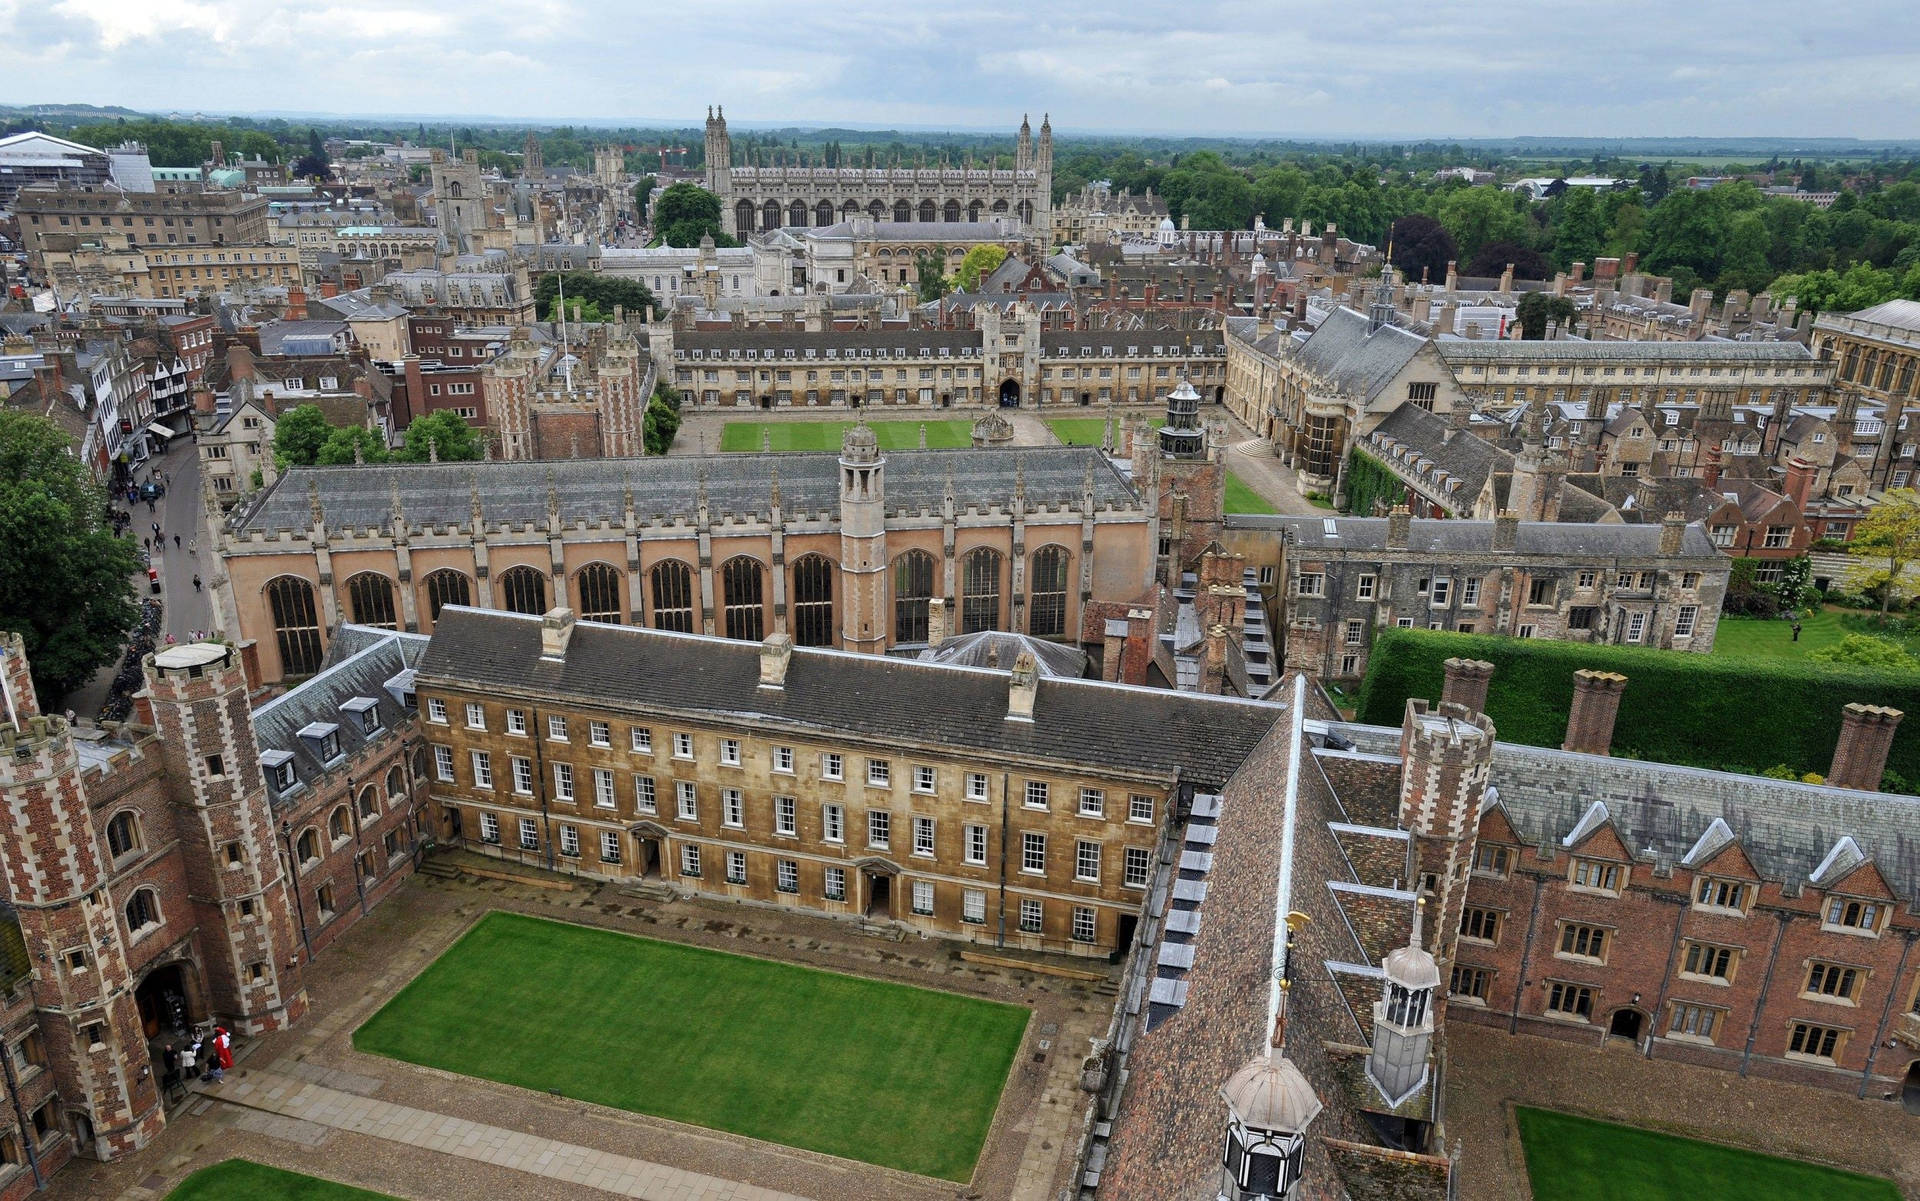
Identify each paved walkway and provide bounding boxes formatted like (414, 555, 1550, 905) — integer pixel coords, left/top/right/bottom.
(212, 1068, 811, 1201)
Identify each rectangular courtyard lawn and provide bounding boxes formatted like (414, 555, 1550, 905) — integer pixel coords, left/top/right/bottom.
(166, 1159, 400, 1201)
(1224, 472, 1277, 515)
(1047, 415, 1164, 446)
(1515, 1107, 1901, 1201)
(719, 419, 974, 452)
(354, 911, 1028, 1181)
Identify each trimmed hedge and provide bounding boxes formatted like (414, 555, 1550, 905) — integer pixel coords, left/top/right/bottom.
(1353, 627, 1920, 782)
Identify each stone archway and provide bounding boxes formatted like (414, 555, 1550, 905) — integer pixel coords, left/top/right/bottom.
(1903, 1061, 1920, 1116)
(1607, 1007, 1645, 1042)
(999, 378, 1022, 408)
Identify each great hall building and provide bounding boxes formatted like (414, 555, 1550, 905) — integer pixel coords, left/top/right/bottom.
(704, 106, 1053, 239)
(211, 435, 1157, 686)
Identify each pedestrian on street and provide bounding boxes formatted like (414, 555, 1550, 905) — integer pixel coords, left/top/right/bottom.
(152, 521, 161, 539)
(187, 537, 197, 554)
(172, 534, 181, 549)
(192, 575, 202, 592)
(142, 536, 150, 550)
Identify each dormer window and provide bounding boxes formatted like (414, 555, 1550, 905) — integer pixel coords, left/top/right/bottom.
(1824, 897, 1883, 935)
(261, 750, 296, 792)
(342, 696, 380, 735)
(1694, 876, 1749, 913)
(298, 722, 343, 764)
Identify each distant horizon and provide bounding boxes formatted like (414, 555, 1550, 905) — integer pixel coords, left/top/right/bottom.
(8, 102, 1920, 153)
(1, 1, 1913, 142)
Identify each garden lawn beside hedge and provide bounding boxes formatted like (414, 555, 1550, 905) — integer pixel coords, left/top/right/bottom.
(718, 420, 974, 452)
(1354, 627, 1920, 782)
(165, 1161, 400, 1201)
(1515, 1108, 1900, 1201)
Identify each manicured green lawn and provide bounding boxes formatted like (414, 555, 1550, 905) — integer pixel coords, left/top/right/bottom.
(1515, 1107, 1901, 1201)
(1711, 606, 1920, 662)
(166, 1160, 400, 1201)
(354, 912, 1028, 1181)
(1046, 416, 1164, 446)
(1224, 471, 1278, 515)
(719, 419, 974, 452)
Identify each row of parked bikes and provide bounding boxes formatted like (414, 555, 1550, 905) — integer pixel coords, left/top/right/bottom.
(98, 598, 164, 724)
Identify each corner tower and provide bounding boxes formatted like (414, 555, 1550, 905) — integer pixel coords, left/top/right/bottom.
(705, 107, 733, 237)
(1397, 699, 1495, 971)
(837, 423, 888, 653)
(145, 643, 308, 1035)
(0, 633, 165, 1159)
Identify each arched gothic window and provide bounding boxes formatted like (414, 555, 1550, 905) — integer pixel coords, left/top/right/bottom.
(497, 565, 548, 615)
(893, 199, 911, 222)
(962, 548, 1003, 633)
(1028, 546, 1071, 638)
(107, 811, 142, 859)
(266, 576, 323, 676)
(650, 561, 696, 633)
(893, 550, 936, 643)
(790, 555, 836, 647)
(721, 556, 765, 641)
(346, 572, 397, 630)
(422, 569, 472, 622)
(576, 562, 623, 624)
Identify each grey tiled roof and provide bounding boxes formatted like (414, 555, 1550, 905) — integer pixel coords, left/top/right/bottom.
(1228, 514, 1724, 560)
(1436, 339, 1814, 363)
(250, 626, 427, 806)
(1322, 722, 1920, 902)
(1293, 307, 1426, 404)
(228, 447, 1141, 537)
(417, 608, 1285, 792)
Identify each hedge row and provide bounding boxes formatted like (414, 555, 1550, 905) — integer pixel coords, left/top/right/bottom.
(1353, 627, 1920, 782)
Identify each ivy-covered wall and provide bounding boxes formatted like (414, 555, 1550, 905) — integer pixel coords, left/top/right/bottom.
(1342, 448, 1408, 517)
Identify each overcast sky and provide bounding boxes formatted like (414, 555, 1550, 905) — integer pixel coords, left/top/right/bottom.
(4, 0, 1918, 140)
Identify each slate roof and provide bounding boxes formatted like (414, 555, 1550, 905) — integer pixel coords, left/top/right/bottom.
(1321, 721, 1920, 902)
(228, 447, 1142, 537)
(1839, 298, 1920, 334)
(417, 608, 1286, 792)
(1293, 306, 1427, 404)
(1436, 339, 1814, 364)
(1228, 514, 1724, 560)
(250, 626, 427, 806)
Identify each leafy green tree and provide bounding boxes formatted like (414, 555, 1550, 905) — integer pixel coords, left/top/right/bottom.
(396, 411, 482, 463)
(651, 182, 739, 247)
(1548, 187, 1605, 270)
(1810, 634, 1920, 671)
(631, 174, 656, 215)
(273, 404, 334, 468)
(953, 244, 1009, 292)
(1849, 489, 1920, 617)
(1387, 214, 1457, 285)
(547, 297, 608, 323)
(315, 426, 390, 466)
(915, 251, 951, 302)
(0, 411, 141, 701)
(533, 273, 656, 319)
(1436, 186, 1530, 262)
(1515, 291, 1577, 340)
(643, 384, 682, 455)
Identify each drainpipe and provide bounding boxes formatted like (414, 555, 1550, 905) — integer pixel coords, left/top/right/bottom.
(530, 705, 556, 871)
(1643, 891, 1689, 1057)
(995, 772, 1010, 949)
(1739, 910, 1792, 1076)
(1858, 931, 1917, 1098)
(1508, 872, 1548, 1034)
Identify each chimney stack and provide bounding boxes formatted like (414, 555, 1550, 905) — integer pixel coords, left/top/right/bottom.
(1828, 703, 1903, 791)
(1006, 651, 1039, 722)
(1492, 510, 1519, 551)
(539, 606, 576, 661)
(926, 597, 948, 648)
(1658, 511, 1686, 556)
(758, 632, 793, 689)
(1387, 504, 1412, 549)
(1562, 670, 1628, 756)
(1440, 658, 1495, 716)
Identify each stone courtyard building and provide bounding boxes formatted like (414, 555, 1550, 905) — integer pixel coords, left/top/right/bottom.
(705, 106, 1052, 239)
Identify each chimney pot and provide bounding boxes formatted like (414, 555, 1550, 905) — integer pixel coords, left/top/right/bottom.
(1006, 651, 1039, 722)
(1440, 658, 1495, 715)
(1828, 702, 1903, 791)
(1387, 505, 1412, 549)
(1492, 509, 1519, 551)
(926, 597, 948, 648)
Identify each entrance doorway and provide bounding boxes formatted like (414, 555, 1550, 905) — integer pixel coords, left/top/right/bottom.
(1113, 913, 1139, 964)
(1608, 1008, 1645, 1042)
(1903, 1062, 1920, 1116)
(640, 838, 662, 879)
(998, 378, 1021, 408)
(865, 872, 892, 919)
(135, 962, 192, 1042)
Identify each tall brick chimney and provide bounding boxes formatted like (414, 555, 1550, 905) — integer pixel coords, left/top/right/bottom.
(1562, 669, 1628, 756)
(1659, 511, 1686, 556)
(1387, 504, 1412, 549)
(1440, 658, 1495, 715)
(1783, 456, 1816, 511)
(1828, 703, 1903, 791)
(1397, 698, 1495, 965)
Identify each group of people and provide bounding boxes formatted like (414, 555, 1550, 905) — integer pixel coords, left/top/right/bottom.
(160, 1026, 233, 1090)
